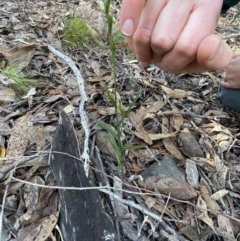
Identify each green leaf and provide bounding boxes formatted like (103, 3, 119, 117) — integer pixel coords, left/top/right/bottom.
(108, 134, 123, 170)
(121, 144, 146, 151)
(104, 0, 111, 16)
(88, 113, 119, 140)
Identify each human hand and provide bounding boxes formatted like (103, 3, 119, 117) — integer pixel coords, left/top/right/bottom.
(222, 54, 240, 89)
(120, 0, 233, 73)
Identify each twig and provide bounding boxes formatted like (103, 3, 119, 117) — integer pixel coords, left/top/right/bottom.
(223, 33, 240, 40)
(100, 188, 162, 222)
(47, 44, 90, 176)
(11, 176, 162, 222)
(0, 172, 13, 241)
(11, 177, 240, 224)
(157, 110, 205, 118)
(0, 153, 48, 181)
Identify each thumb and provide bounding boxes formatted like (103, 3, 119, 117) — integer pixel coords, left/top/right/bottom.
(197, 34, 233, 70)
(120, 0, 145, 36)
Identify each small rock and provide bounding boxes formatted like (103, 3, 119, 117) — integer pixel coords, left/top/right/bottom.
(138, 156, 197, 200)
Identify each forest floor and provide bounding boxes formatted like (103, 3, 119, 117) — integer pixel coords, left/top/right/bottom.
(0, 1, 240, 241)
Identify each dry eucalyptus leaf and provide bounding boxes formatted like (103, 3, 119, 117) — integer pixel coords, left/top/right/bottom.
(141, 195, 178, 220)
(149, 132, 177, 141)
(8, 46, 35, 71)
(134, 129, 153, 145)
(146, 100, 165, 114)
(91, 61, 101, 77)
(22, 87, 36, 99)
(144, 196, 156, 209)
(196, 195, 215, 232)
(214, 154, 228, 188)
(211, 189, 229, 201)
(97, 106, 129, 116)
(63, 104, 74, 114)
(18, 214, 59, 241)
(199, 179, 221, 213)
(161, 85, 192, 99)
(203, 72, 218, 86)
(217, 214, 235, 239)
(44, 94, 62, 103)
(185, 160, 199, 188)
(161, 116, 184, 161)
(128, 110, 152, 145)
(163, 137, 185, 161)
(191, 157, 215, 168)
(0, 89, 16, 102)
(24, 175, 44, 208)
(171, 113, 184, 131)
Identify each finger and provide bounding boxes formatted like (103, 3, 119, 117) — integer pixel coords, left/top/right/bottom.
(232, 53, 240, 59)
(133, 0, 167, 66)
(154, 59, 209, 73)
(120, 0, 145, 37)
(159, 2, 221, 71)
(221, 81, 233, 89)
(197, 35, 233, 70)
(153, 35, 233, 73)
(151, 0, 192, 58)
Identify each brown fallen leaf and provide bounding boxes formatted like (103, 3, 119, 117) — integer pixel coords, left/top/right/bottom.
(211, 189, 229, 201)
(186, 160, 199, 188)
(203, 72, 218, 86)
(8, 46, 36, 72)
(217, 214, 235, 241)
(196, 195, 216, 232)
(97, 106, 129, 116)
(161, 116, 184, 161)
(141, 195, 179, 221)
(171, 112, 184, 131)
(128, 109, 152, 145)
(0, 89, 16, 102)
(145, 100, 165, 114)
(148, 132, 178, 141)
(161, 85, 192, 99)
(191, 157, 215, 168)
(199, 178, 221, 213)
(87, 75, 112, 82)
(214, 154, 228, 188)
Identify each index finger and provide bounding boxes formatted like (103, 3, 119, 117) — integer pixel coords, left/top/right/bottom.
(120, 0, 145, 36)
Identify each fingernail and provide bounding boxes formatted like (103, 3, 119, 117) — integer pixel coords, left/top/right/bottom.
(122, 18, 134, 36)
(139, 62, 149, 68)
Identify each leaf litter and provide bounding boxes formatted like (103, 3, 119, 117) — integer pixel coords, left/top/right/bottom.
(0, 0, 239, 240)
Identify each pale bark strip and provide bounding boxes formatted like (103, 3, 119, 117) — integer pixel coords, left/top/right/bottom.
(0, 173, 12, 241)
(47, 45, 90, 176)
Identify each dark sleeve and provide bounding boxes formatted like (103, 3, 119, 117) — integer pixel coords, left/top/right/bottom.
(222, 0, 240, 14)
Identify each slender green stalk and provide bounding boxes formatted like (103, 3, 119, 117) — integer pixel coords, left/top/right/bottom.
(89, 0, 144, 170)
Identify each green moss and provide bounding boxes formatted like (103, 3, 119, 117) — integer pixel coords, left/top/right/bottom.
(63, 17, 103, 47)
